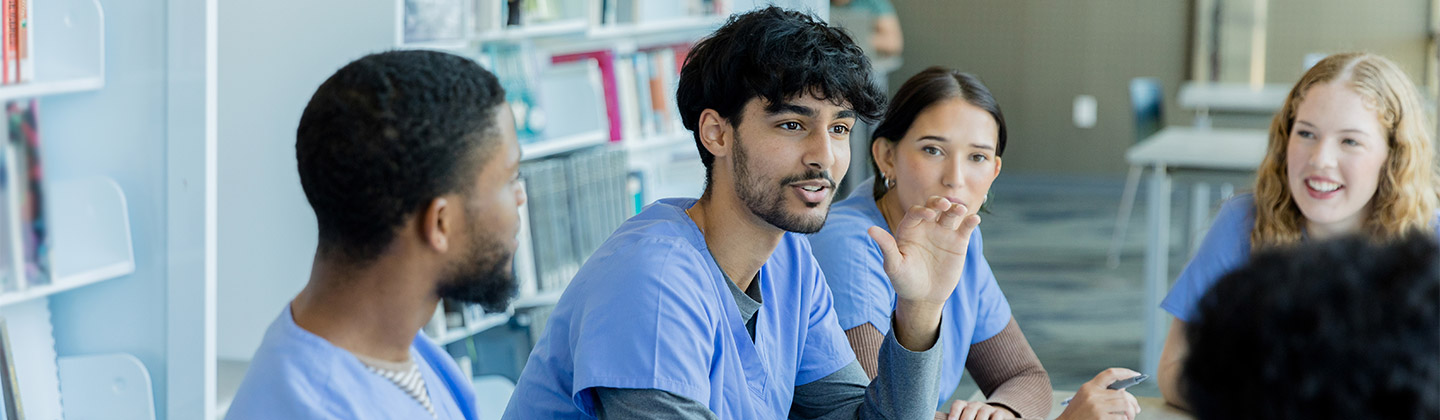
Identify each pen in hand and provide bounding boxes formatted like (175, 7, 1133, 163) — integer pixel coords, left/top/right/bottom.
(1061, 374, 1148, 406)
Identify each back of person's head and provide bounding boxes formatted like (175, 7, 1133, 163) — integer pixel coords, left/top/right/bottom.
(1253, 52, 1440, 249)
(676, 6, 886, 189)
(868, 67, 1006, 200)
(1184, 234, 1440, 420)
(296, 50, 507, 265)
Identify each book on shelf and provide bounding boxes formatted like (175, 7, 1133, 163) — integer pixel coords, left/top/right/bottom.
(511, 179, 538, 299)
(404, 0, 470, 44)
(515, 146, 631, 294)
(0, 99, 43, 293)
(13, 0, 26, 84)
(551, 50, 622, 142)
(519, 0, 586, 26)
(481, 42, 546, 143)
(7, 100, 43, 288)
(603, 0, 722, 25)
(0, 317, 21, 420)
(606, 43, 690, 147)
(2, 0, 13, 85)
(534, 57, 607, 143)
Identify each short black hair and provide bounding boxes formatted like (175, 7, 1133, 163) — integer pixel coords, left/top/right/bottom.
(676, 6, 886, 188)
(1184, 234, 1440, 420)
(871, 67, 1007, 200)
(296, 50, 507, 264)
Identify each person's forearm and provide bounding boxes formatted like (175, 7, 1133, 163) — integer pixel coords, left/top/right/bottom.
(893, 299, 942, 352)
(1158, 319, 1192, 410)
(966, 319, 1053, 419)
(1158, 356, 1189, 410)
(843, 324, 884, 380)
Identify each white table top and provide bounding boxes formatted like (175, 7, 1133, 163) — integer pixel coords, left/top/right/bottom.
(1125, 126, 1268, 170)
(1178, 82, 1290, 113)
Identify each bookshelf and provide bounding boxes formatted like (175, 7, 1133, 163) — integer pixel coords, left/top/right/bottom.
(0, 0, 184, 417)
(0, 178, 134, 308)
(390, 0, 831, 361)
(0, 0, 105, 102)
(214, 1, 827, 418)
(521, 129, 609, 161)
(510, 288, 563, 308)
(435, 312, 512, 345)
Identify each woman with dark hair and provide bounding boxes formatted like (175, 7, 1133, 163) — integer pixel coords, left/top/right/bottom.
(810, 67, 1141, 420)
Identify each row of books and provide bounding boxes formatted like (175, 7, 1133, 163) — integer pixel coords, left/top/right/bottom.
(403, 0, 725, 44)
(0, 0, 31, 84)
(515, 146, 631, 294)
(550, 44, 691, 145)
(599, 0, 724, 25)
(0, 99, 48, 295)
(404, 0, 589, 43)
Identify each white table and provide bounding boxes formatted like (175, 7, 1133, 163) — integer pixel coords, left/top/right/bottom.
(1177, 82, 1290, 127)
(1178, 81, 1290, 112)
(1126, 127, 1267, 375)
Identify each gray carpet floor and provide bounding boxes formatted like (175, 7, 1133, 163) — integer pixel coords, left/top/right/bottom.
(947, 172, 1244, 402)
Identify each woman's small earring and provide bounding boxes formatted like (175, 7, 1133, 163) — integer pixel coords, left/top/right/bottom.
(883, 174, 895, 188)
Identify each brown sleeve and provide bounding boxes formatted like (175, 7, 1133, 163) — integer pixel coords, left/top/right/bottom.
(843, 323, 884, 380)
(965, 317, 1053, 419)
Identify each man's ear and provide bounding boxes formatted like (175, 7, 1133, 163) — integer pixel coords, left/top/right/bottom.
(420, 197, 452, 253)
(697, 109, 732, 160)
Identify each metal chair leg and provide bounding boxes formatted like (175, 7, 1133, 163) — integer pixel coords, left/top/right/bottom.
(1108, 165, 1144, 268)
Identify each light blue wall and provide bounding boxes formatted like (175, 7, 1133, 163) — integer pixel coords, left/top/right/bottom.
(216, 0, 397, 361)
(43, 0, 173, 415)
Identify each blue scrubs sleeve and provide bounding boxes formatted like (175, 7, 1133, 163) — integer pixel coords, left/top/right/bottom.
(1160, 195, 1254, 322)
(967, 229, 1013, 343)
(568, 240, 717, 416)
(809, 228, 895, 336)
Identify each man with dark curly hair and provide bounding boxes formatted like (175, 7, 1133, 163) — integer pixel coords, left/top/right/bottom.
(227, 50, 525, 419)
(1184, 234, 1440, 420)
(505, 7, 977, 419)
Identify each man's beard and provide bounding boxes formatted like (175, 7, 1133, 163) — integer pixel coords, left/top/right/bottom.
(732, 130, 836, 234)
(435, 223, 518, 313)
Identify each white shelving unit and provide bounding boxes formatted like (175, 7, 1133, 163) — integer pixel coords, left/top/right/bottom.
(0, 178, 135, 308)
(434, 312, 512, 345)
(0, 0, 156, 418)
(520, 130, 609, 161)
(0, 0, 106, 102)
(511, 288, 563, 309)
(473, 19, 590, 43)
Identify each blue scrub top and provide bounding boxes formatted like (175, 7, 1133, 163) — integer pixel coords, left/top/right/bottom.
(226, 306, 478, 420)
(1161, 193, 1440, 322)
(504, 198, 856, 419)
(808, 180, 1012, 407)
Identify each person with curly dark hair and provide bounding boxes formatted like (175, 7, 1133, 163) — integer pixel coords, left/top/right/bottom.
(227, 50, 525, 419)
(1184, 234, 1440, 420)
(505, 7, 972, 419)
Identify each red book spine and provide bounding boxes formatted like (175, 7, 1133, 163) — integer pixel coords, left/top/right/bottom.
(553, 50, 623, 142)
(2, 0, 13, 84)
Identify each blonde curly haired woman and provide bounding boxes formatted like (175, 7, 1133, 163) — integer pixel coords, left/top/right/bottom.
(1157, 52, 1440, 409)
